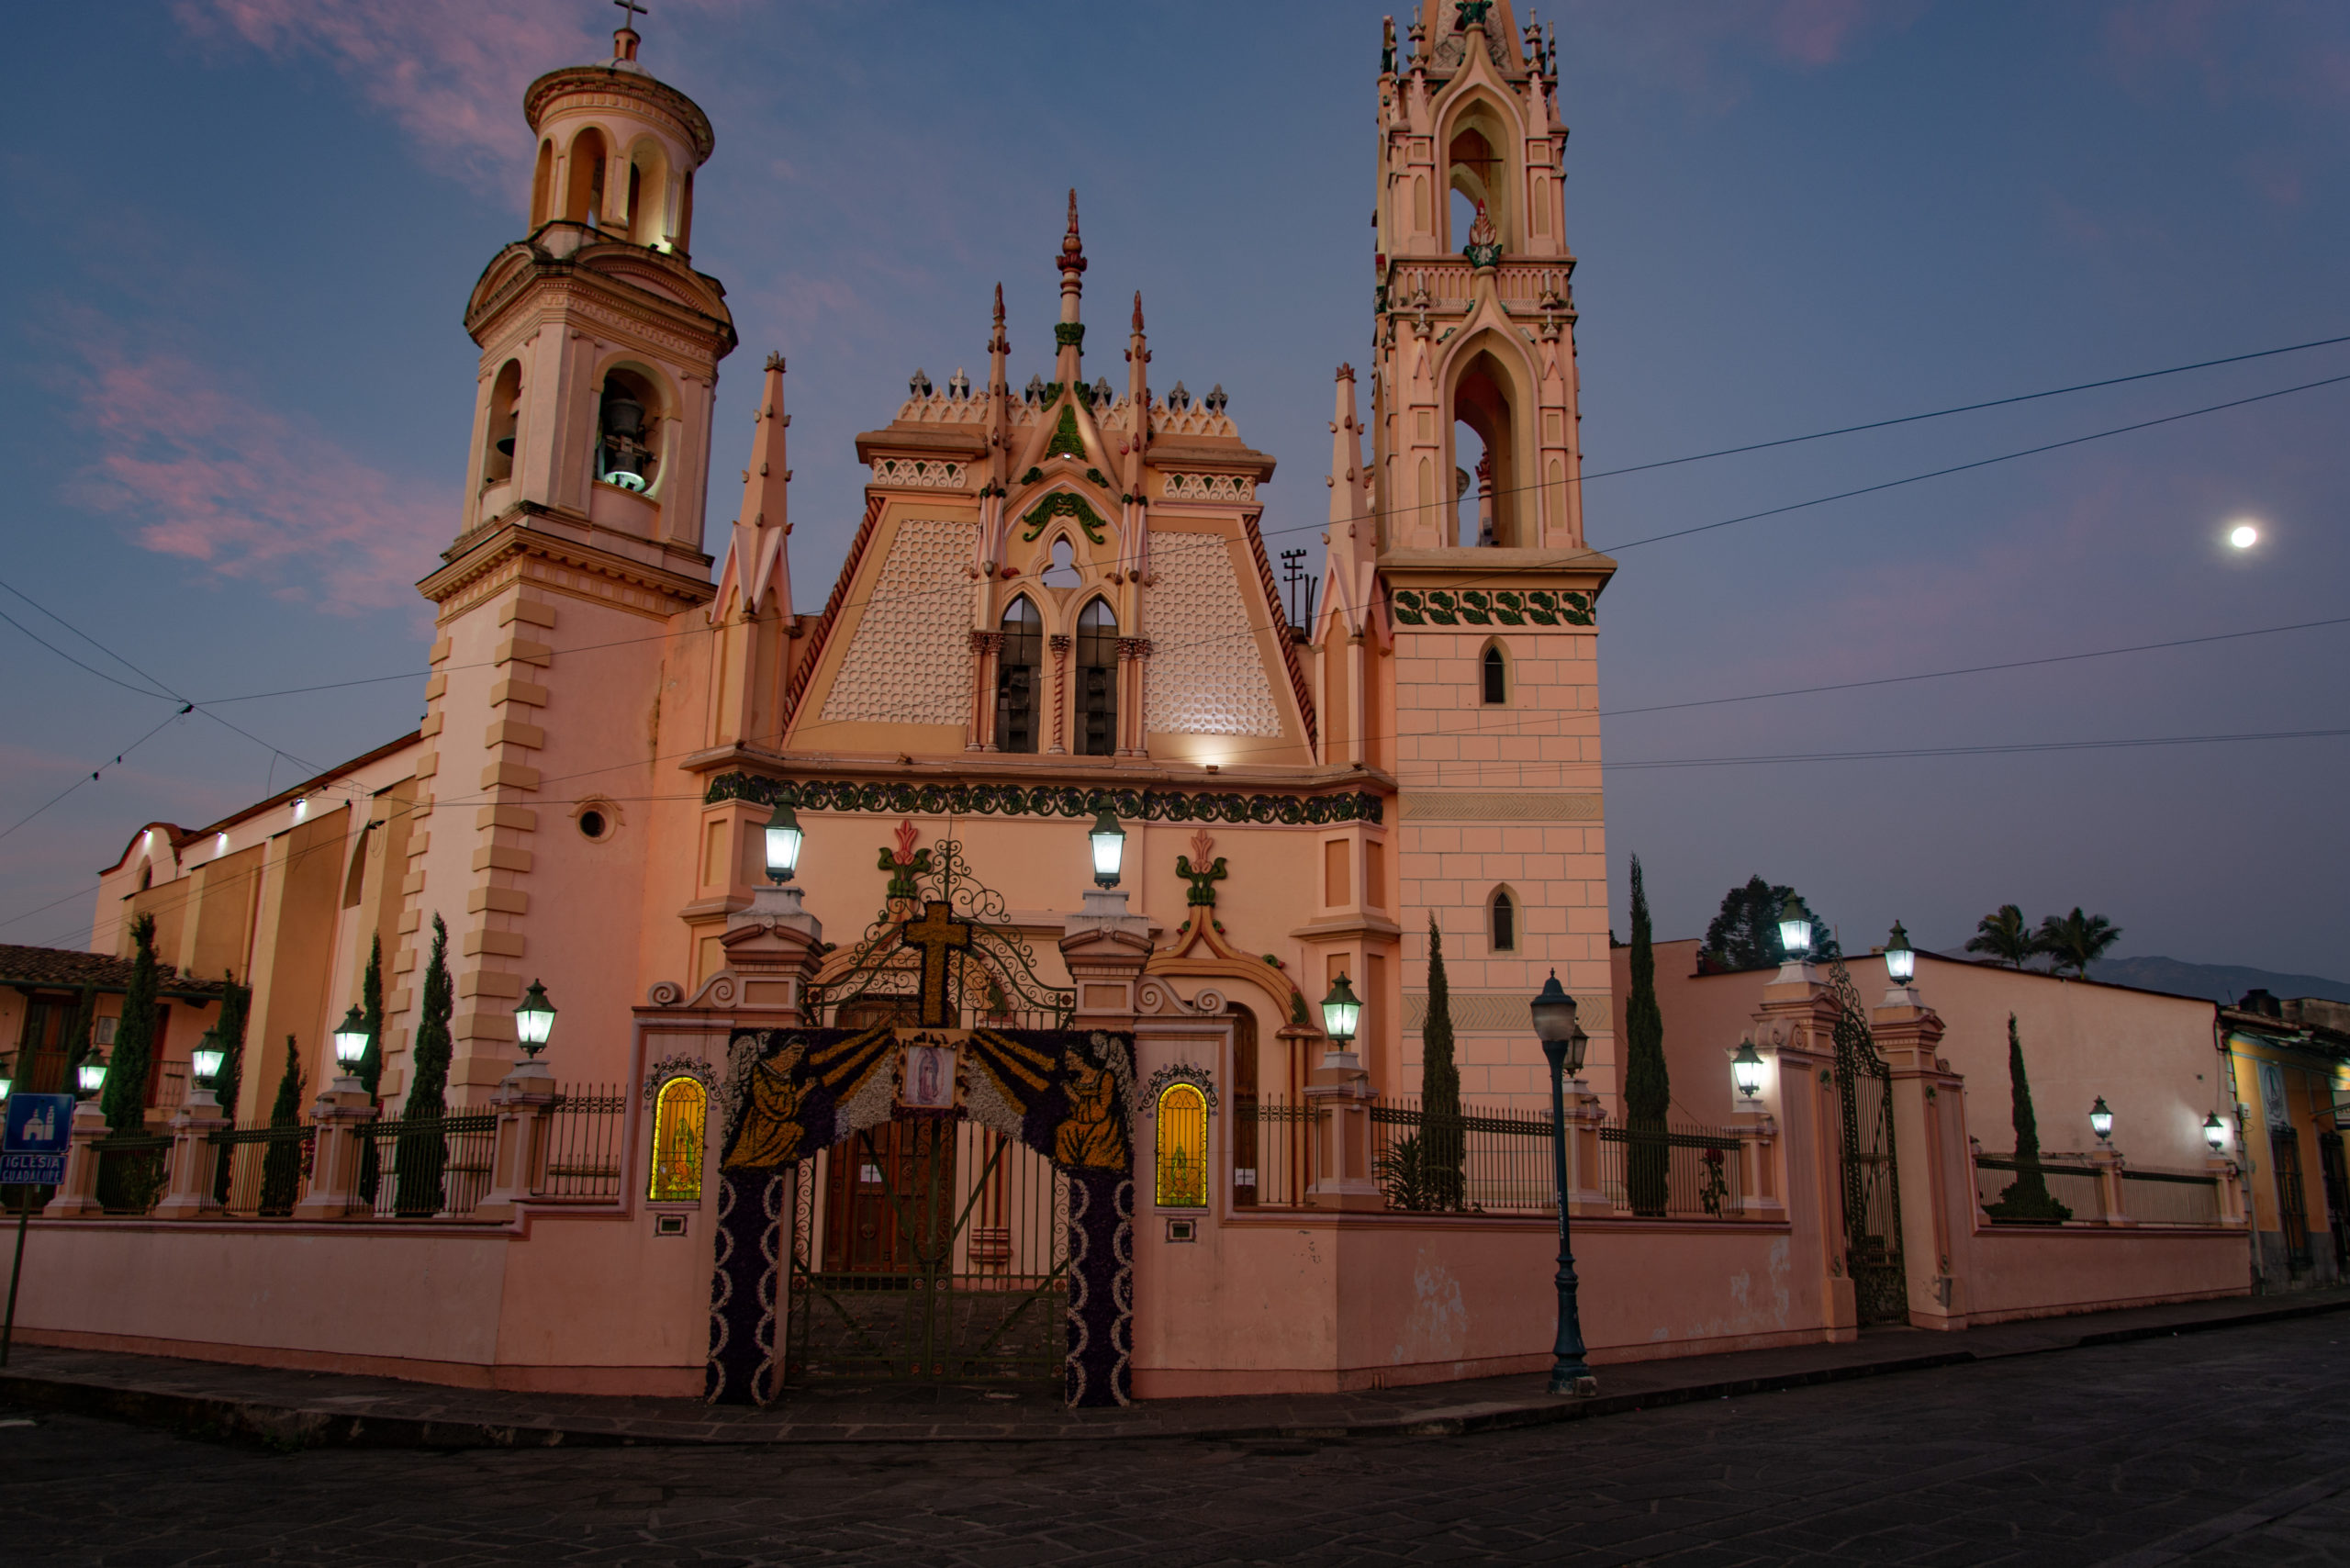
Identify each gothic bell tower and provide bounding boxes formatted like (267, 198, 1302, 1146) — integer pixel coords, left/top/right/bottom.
(400, 15, 737, 1101)
(1319, 0, 1617, 1113)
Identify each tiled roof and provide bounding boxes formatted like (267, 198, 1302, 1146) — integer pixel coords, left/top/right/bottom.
(0, 945, 223, 996)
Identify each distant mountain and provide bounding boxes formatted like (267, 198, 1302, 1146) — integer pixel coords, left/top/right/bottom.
(2087, 956, 2350, 1006)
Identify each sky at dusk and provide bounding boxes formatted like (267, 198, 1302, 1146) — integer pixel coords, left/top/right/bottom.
(3, 1, 2345, 978)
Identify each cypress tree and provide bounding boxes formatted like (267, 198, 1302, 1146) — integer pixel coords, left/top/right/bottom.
(207, 975, 252, 1204)
(1987, 1013, 2071, 1222)
(59, 988, 96, 1092)
(356, 935, 386, 1204)
(357, 935, 386, 1098)
(1624, 856, 1671, 1215)
(1420, 915, 1465, 1211)
(99, 913, 161, 1135)
(257, 1035, 307, 1215)
(395, 916, 454, 1216)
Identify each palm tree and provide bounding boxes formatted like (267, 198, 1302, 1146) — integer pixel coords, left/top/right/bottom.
(1965, 904, 2039, 969)
(2036, 908, 2121, 979)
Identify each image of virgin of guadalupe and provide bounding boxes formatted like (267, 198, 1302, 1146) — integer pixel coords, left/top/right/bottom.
(903, 1044, 954, 1109)
(1053, 1043, 1128, 1170)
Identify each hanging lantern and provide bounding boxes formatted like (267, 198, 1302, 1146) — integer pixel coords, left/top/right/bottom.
(2203, 1113, 2227, 1152)
(2089, 1095, 2114, 1144)
(1731, 1040, 1766, 1099)
(1320, 973, 1362, 1047)
(332, 1005, 370, 1070)
(514, 980, 557, 1057)
(1088, 808, 1126, 890)
(763, 801, 804, 885)
(1777, 893, 1813, 959)
(1884, 920, 1916, 983)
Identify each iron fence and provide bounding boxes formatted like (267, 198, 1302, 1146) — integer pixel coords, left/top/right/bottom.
(1370, 1096, 1556, 1214)
(1232, 1099, 1318, 1208)
(2121, 1167, 2225, 1226)
(536, 1085, 627, 1200)
(93, 1134, 173, 1215)
(353, 1112, 498, 1219)
(1599, 1119, 1748, 1220)
(208, 1123, 316, 1217)
(1975, 1154, 2104, 1221)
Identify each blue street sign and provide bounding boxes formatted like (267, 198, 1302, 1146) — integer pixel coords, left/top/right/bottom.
(3, 1095, 73, 1154)
(2, 1095, 73, 1184)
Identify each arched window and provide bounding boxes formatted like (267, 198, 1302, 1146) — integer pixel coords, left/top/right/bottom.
(628, 141, 669, 246)
(648, 1075, 707, 1202)
(1076, 598, 1118, 756)
(565, 127, 609, 226)
(1156, 1081, 1208, 1208)
(530, 139, 554, 228)
(1451, 347, 1520, 546)
(598, 368, 659, 491)
(483, 360, 522, 487)
(996, 596, 1042, 754)
(1446, 119, 1507, 246)
(1481, 641, 1507, 705)
(1490, 888, 1519, 954)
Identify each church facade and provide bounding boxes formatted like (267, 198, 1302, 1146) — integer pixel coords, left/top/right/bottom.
(22, 4, 2249, 1403)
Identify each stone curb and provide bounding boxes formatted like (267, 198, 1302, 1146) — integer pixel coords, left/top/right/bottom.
(2, 1294, 2343, 1451)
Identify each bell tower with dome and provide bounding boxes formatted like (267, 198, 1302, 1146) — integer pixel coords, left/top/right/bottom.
(400, 13, 738, 1098)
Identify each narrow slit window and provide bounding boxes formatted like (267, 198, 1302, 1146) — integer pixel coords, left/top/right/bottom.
(648, 1076, 707, 1202)
(1077, 598, 1118, 756)
(996, 597, 1042, 754)
(1482, 644, 1506, 705)
(1491, 889, 1517, 953)
(1156, 1082, 1209, 1208)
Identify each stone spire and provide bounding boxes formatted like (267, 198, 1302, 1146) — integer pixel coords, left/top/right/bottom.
(985, 283, 1011, 492)
(1124, 291, 1151, 491)
(1054, 189, 1087, 387)
(1326, 364, 1373, 575)
(718, 353, 792, 615)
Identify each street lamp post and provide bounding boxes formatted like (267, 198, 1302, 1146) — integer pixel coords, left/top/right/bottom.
(1088, 808, 1127, 890)
(1530, 970, 1595, 1396)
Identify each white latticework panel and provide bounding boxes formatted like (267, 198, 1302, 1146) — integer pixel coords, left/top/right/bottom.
(820, 518, 977, 726)
(1143, 532, 1282, 737)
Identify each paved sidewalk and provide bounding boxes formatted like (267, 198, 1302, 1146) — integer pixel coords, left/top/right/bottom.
(3, 1287, 2344, 1450)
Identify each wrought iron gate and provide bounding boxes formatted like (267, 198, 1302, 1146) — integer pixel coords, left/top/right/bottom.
(1829, 961, 1908, 1325)
(785, 1115, 1070, 1384)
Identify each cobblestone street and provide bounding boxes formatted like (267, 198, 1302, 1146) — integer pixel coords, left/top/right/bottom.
(5, 1315, 2346, 1566)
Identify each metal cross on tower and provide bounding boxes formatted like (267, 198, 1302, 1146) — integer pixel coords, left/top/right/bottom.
(613, 0, 647, 28)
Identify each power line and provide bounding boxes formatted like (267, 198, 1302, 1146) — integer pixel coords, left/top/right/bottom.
(0, 707, 194, 846)
(1604, 725, 2350, 772)
(1600, 615, 2350, 719)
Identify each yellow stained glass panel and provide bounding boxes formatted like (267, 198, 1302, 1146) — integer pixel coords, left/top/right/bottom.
(1156, 1082, 1208, 1209)
(648, 1076, 707, 1202)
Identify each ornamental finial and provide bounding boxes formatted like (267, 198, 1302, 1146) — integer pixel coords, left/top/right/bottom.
(1058, 188, 1087, 274)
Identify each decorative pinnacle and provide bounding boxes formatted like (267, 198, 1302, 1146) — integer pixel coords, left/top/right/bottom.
(763, 351, 784, 373)
(1132, 291, 1145, 332)
(1336, 363, 1355, 382)
(1058, 188, 1087, 274)
(993, 282, 1005, 328)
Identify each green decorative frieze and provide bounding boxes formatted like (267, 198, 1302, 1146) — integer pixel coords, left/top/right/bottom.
(1020, 489, 1110, 544)
(706, 774, 1384, 827)
(1045, 405, 1087, 460)
(1392, 588, 1592, 628)
(1055, 322, 1085, 349)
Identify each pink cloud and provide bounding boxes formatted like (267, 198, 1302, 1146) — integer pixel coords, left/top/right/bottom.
(1561, 0, 1923, 113)
(2100, 0, 2350, 110)
(171, 0, 604, 189)
(1766, 0, 1879, 67)
(64, 344, 454, 616)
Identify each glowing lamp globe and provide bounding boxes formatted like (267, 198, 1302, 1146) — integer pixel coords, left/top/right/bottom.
(1884, 921, 1916, 984)
(1320, 973, 1362, 1047)
(1088, 808, 1126, 890)
(0, 1073, 12, 1101)
(1777, 895, 1813, 959)
(2203, 1113, 2228, 1152)
(2228, 523, 2257, 550)
(332, 1005, 370, 1070)
(2089, 1096, 2114, 1143)
(77, 1057, 107, 1094)
(762, 801, 804, 885)
(1731, 1039, 1766, 1100)
(191, 1046, 226, 1086)
(514, 980, 557, 1057)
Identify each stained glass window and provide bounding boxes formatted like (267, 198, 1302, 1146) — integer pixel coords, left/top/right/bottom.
(648, 1076, 707, 1203)
(1156, 1081, 1209, 1209)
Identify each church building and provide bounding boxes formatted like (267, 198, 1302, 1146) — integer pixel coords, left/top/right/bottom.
(20, 4, 2248, 1405)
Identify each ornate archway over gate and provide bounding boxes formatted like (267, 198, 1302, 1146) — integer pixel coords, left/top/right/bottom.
(704, 835, 1136, 1408)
